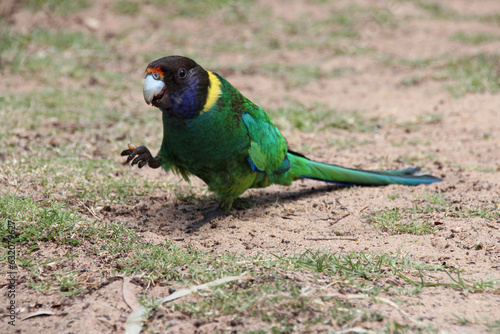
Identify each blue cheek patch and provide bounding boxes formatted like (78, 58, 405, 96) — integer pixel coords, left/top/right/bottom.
(166, 76, 205, 118)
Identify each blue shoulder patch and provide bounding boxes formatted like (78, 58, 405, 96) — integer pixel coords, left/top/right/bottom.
(247, 156, 264, 173)
(276, 155, 290, 173)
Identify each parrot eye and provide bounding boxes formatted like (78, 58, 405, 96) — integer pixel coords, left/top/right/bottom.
(151, 72, 161, 80)
(178, 68, 188, 79)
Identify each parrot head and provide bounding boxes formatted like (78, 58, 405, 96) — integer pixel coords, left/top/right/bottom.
(143, 56, 214, 118)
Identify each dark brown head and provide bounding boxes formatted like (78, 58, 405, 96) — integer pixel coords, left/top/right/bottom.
(143, 56, 210, 118)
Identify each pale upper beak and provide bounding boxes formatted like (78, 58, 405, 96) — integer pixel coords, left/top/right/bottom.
(143, 74, 166, 105)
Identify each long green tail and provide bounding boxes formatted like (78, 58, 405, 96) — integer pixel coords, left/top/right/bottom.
(287, 153, 441, 186)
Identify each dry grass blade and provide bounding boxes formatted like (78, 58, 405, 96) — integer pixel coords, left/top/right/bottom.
(23, 310, 54, 320)
(125, 275, 252, 334)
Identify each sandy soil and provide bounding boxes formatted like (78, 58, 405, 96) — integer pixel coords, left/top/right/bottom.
(1, 0, 499, 333)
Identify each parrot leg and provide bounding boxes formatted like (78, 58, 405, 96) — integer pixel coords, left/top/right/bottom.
(121, 146, 162, 169)
(219, 197, 234, 214)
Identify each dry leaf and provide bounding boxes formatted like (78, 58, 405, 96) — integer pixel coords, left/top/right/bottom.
(123, 277, 141, 311)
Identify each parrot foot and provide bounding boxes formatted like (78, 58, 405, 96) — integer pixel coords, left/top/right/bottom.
(121, 145, 162, 169)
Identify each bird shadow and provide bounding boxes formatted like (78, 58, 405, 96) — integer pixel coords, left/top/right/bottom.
(184, 184, 344, 232)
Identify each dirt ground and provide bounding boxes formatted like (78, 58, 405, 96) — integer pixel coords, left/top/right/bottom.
(1, 0, 500, 333)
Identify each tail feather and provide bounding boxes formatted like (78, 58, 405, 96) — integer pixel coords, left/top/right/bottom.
(287, 153, 441, 186)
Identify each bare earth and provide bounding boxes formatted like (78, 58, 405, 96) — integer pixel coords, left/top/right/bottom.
(1, 0, 500, 333)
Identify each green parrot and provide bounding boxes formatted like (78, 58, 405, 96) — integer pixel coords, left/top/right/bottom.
(122, 56, 441, 212)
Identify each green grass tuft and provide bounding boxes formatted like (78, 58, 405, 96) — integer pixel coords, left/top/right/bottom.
(367, 208, 436, 235)
(450, 31, 500, 45)
(415, 1, 459, 19)
(24, 0, 91, 15)
(269, 102, 379, 133)
(112, 0, 141, 15)
(445, 54, 500, 97)
(146, 0, 254, 18)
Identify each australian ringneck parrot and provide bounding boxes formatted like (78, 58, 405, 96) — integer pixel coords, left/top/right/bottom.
(122, 56, 441, 212)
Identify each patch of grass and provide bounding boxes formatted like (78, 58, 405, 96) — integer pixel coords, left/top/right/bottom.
(400, 75, 423, 87)
(395, 153, 437, 166)
(472, 165, 498, 173)
(415, 191, 447, 206)
(367, 208, 435, 235)
(173, 281, 382, 331)
(414, 1, 459, 20)
(4, 154, 166, 204)
(3, 191, 496, 327)
(420, 112, 444, 124)
(0, 83, 167, 204)
(250, 5, 392, 55)
(445, 54, 500, 97)
(398, 112, 444, 133)
(450, 31, 500, 45)
(118, 243, 499, 294)
(212, 40, 250, 53)
(399, 55, 445, 68)
(452, 314, 471, 326)
(127, 248, 497, 332)
(459, 206, 500, 220)
(371, 191, 499, 229)
(112, 0, 140, 15)
(257, 62, 354, 88)
(146, 0, 254, 18)
(477, 13, 500, 25)
(381, 52, 500, 98)
(366, 192, 451, 235)
(1, 190, 147, 295)
(260, 62, 356, 87)
(269, 102, 379, 133)
(0, 193, 87, 248)
(408, 138, 431, 146)
(24, 0, 91, 15)
(387, 193, 400, 200)
(486, 319, 500, 332)
(1, 87, 112, 127)
(55, 271, 86, 296)
(327, 138, 373, 149)
(0, 27, 110, 80)
(411, 191, 500, 220)
(261, 63, 323, 88)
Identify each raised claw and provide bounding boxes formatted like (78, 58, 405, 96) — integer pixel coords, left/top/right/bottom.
(121, 143, 137, 157)
(121, 145, 162, 169)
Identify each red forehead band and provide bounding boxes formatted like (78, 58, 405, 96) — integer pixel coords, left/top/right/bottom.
(146, 66, 164, 76)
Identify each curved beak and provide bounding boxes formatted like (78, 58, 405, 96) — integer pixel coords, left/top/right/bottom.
(143, 74, 166, 105)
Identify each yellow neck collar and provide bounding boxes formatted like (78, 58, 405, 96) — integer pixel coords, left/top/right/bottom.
(201, 71, 222, 113)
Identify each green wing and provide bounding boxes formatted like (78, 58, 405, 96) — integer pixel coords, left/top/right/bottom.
(241, 109, 289, 174)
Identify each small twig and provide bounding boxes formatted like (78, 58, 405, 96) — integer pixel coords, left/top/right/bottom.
(309, 216, 332, 221)
(0, 281, 21, 287)
(359, 205, 369, 213)
(335, 198, 347, 210)
(305, 237, 358, 241)
(78, 200, 100, 219)
(330, 213, 350, 225)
